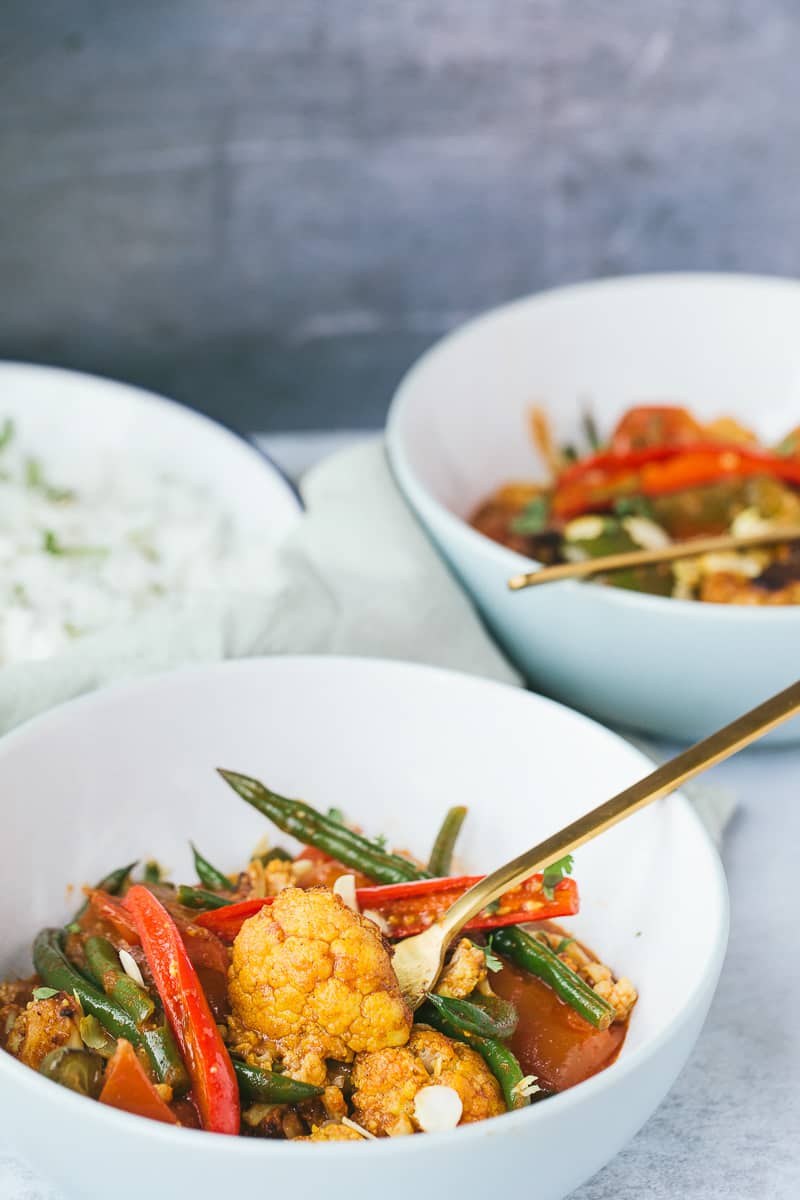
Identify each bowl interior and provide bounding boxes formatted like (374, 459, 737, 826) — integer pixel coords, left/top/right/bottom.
(0, 362, 301, 539)
(0, 656, 726, 1078)
(390, 273, 800, 522)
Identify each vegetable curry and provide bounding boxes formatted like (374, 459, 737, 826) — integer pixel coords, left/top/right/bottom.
(0, 771, 636, 1140)
(472, 404, 800, 603)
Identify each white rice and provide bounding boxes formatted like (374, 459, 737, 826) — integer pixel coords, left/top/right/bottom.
(0, 419, 268, 666)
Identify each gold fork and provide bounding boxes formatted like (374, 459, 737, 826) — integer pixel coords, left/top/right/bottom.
(392, 679, 800, 1008)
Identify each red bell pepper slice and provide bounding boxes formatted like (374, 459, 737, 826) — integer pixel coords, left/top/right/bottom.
(357, 873, 579, 937)
(124, 885, 239, 1135)
(99, 1037, 178, 1125)
(194, 872, 579, 941)
(87, 888, 230, 977)
(552, 444, 800, 520)
(195, 898, 270, 939)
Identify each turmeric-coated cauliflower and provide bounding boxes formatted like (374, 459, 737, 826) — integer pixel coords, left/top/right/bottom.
(4, 993, 83, 1069)
(228, 887, 412, 1085)
(351, 1026, 505, 1136)
(436, 938, 488, 999)
(295, 1122, 365, 1143)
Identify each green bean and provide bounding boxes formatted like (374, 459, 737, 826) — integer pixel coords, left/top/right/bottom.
(427, 805, 468, 876)
(421, 992, 518, 1040)
(141, 1025, 190, 1097)
(473, 1036, 530, 1111)
(176, 885, 233, 911)
(256, 846, 293, 864)
(33, 929, 182, 1087)
(418, 1000, 529, 1111)
(233, 1059, 324, 1104)
(218, 769, 428, 884)
(73, 861, 138, 919)
(191, 843, 234, 892)
(490, 927, 615, 1030)
(35, 929, 140, 1041)
(84, 936, 155, 1024)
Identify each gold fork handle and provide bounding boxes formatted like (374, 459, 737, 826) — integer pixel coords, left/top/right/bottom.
(437, 679, 800, 943)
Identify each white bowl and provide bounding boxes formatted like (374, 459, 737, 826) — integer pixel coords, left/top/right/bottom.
(0, 656, 728, 1200)
(0, 361, 301, 541)
(386, 273, 800, 742)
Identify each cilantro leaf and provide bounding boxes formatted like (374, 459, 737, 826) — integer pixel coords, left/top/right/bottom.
(613, 494, 655, 519)
(510, 495, 551, 536)
(32, 986, 59, 1001)
(542, 854, 574, 901)
(327, 806, 346, 825)
(554, 936, 575, 955)
(483, 944, 503, 973)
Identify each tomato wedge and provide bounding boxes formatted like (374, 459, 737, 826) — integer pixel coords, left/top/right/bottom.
(99, 1038, 178, 1125)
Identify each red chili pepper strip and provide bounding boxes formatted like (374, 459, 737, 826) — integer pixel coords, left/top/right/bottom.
(195, 898, 271, 939)
(88, 888, 230, 977)
(553, 445, 800, 520)
(195, 875, 579, 942)
(88, 890, 141, 943)
(124, 885, 239, 1135)
(359, 875, 579, 938)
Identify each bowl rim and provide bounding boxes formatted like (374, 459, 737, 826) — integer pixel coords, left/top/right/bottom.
(386, 270, 800, 623)
(0, 654, 730, 1156)
(0, 359, 304, 513)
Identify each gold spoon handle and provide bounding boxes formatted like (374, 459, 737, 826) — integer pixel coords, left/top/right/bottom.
(437, 679, 800, 943)
(507, 527, 800, 591)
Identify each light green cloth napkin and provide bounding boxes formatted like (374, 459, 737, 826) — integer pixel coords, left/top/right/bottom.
(0, 436, 733, 839)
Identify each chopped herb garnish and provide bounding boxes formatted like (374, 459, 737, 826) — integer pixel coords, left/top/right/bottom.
(613, 494, 655, 519)
(0, 418, 15, 451)
(483, 943, 503, 973)
(32, 986, 59, 1001)
(11, 582, 29, 605)
(775, 432, 799, 457)
(26, 458, 75, 502)
(581, 406, 601, 451)
(483, 899, 501, 915)
(561, 444, 578, 463)
(143, 860, 164, 884)
(555, 937, 575, 955)
(65, 922, 81, 934)
(63, 621, 81, 639)
(542, 854, 574, 901)
(327, 807, 346, 825)
(43, 530, 108, 557)
(510, 495, 551, 536)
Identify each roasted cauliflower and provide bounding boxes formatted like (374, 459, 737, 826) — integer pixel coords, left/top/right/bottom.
(228, 887, 412, 1085)
(351, 1026, 506, 1136)
(4, 992, 83, 1069)
(436, 938, 488, 1000)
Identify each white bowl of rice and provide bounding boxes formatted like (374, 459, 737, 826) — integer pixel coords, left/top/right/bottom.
(0, 363, 301, 669)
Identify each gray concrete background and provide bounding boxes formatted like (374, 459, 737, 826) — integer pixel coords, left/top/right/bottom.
(2, 1, 799, 431)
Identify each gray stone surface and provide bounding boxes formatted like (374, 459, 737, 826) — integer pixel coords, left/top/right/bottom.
(2, 1, 800, 429)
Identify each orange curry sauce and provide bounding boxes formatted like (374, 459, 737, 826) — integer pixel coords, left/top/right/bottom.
(492, 961, 626, 1093)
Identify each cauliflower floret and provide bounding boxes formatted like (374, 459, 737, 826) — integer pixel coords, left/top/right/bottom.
(294, 1122, 365, 1143)
(545, 933, 638, 1023)
(582, 963, 638, 1022)
(5, 993, 83, 1069)
(436, 939, 488, 1000)
(351, 1026, 505, 1136)
(238, 857, 310, 900)
(228, 887, 412, 1085)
